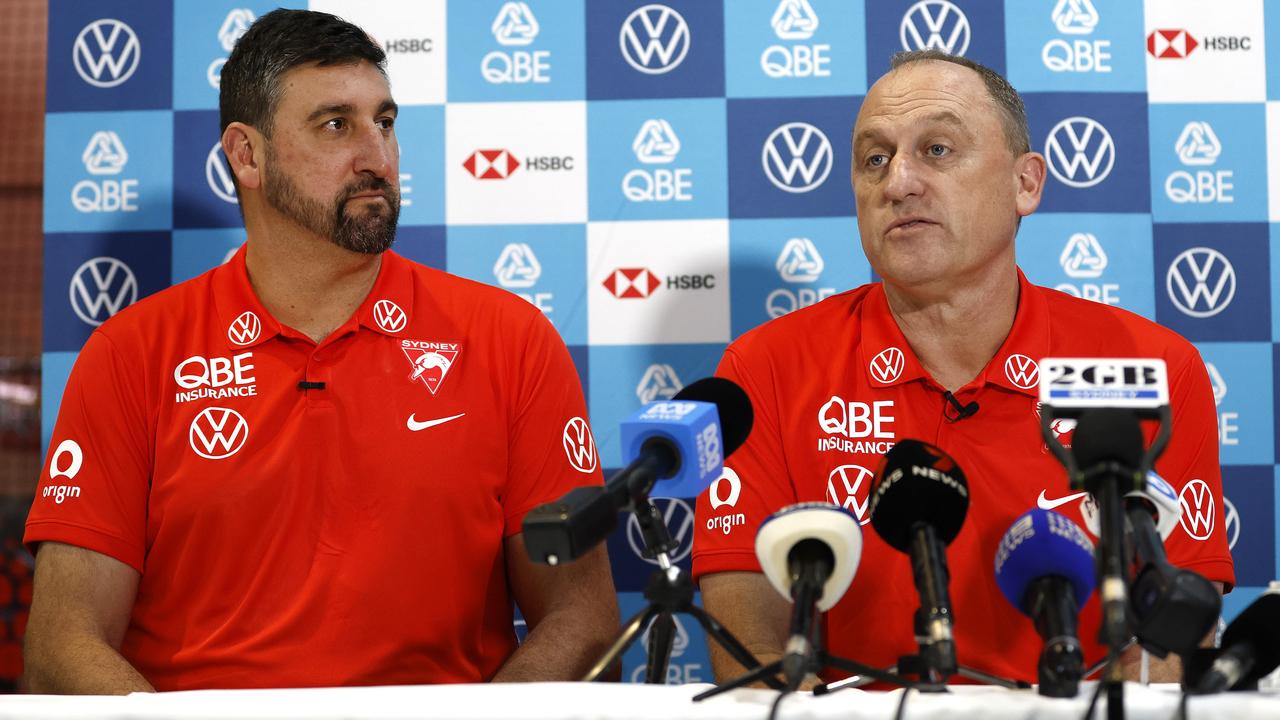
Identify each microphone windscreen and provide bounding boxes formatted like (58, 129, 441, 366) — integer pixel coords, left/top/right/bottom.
(755, 503, 862, 612)
(1220, 592, 1280, 684)
(1072, 408, 1144, 470)
(994, 509, 1096, 614)
(674, 377, 753, 456)
(868, 439, 969, 552)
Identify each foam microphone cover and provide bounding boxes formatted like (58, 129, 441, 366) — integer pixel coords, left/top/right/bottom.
(674, 377, 754, 456)
(755, 503, 863, 612)
(1072, 408, 1144, 470)
(868, 439, 969, 552)
(994, 509, 1096, 614)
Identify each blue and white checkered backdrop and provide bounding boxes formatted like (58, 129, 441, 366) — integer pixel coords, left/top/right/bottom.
(43, 0, 1280, 682)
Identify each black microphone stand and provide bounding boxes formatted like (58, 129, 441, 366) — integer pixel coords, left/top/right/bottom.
(582, 499, 782, 687)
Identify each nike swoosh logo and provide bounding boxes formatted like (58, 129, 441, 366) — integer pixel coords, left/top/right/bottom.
(1037, 489, 1089, 510)
(406, 412, 466, 432)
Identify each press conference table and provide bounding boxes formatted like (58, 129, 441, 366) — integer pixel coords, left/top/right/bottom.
(3, 682, 1279, 720)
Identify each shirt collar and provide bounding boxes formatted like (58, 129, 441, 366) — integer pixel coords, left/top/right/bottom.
(210, 247, 418, 350)
(857, 269, 1050, 398)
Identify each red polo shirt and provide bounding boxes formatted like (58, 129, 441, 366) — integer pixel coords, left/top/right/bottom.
(26, 248, 603, 690)
(693, 270, 1234, 684)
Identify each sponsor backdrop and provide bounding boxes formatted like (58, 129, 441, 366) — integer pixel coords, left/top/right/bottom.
(40, 0, 1280, 682)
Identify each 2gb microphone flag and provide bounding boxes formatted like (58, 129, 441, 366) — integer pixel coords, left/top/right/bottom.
(42, 0, 1280, 683)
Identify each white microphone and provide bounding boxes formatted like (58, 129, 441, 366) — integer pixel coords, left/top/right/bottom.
(755, 502, 863, 689)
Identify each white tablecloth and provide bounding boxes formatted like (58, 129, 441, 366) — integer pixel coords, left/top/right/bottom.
(2, 682, 1278, 720)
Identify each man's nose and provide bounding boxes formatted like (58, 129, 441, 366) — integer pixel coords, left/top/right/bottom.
(883, 154, 925, 202)
(353, 123, 396, 179)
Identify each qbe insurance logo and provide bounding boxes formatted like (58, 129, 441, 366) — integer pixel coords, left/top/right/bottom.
(172, 4, 261, 109)
(448, 1, 585, 101)
(1144, 1, 1265, 103)
(587, 99, 727, 221)
(1150, 107, 1267, 222)
(1004, 0, 1144, 91)
(446, 102, 586, 224)
(587, 220, 729, 345)
(1198, 347, 1274, 466)
(585, 1, 723, 99)
(1154, 224, 1270, 342)
(45, 112, 173, 232)
(310, 0, 445, 105)
(1017, 214, 1154, 319)
(1025, 94, 1149, 212)
(724, 0, 865, 97)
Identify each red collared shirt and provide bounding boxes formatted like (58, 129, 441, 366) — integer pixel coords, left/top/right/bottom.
(693, 270, 1233, 684)
(27, 248, 602, 689)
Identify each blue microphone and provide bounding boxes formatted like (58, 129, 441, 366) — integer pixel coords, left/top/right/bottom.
(523, 378, 753, 565)
(994, 509, 1096, 697)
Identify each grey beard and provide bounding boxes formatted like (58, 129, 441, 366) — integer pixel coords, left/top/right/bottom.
(263, 162, 400, 255)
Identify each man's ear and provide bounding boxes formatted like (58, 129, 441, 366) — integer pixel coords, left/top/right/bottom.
(221, 122, 263, 191)
(1014, 151, 1047, 218)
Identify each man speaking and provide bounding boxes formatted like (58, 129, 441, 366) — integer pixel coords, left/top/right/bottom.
(24, 9, 617, 692)
(693, 50, 1233, 686)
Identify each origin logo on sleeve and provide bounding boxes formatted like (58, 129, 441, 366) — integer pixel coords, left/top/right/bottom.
(1024, 93, 1149, 213)
(447, 0, 586, 101)
(723, 0, 867, 98)
(1149, 105, 1268, 223)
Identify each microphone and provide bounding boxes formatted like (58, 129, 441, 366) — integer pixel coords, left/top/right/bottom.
(994, 509, 1096, 697)
(297, 380, 326, 391)
(522, 377, 753, 565)
(941, 390, 979, 422)
(1192, 591, 1280, 694)
(755, 503, 863, 690)
(868, 439, 969, 680)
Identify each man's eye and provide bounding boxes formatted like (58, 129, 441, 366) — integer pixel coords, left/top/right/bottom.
(325, 118, 346, 131)
(377, 117, 395, 130)
(928, 144, 949, 157)
(867, 154, 888, 168)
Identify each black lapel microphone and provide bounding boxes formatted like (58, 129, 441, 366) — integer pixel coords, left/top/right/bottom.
(942, 391, 979, 422)
(298, 381, 327, 391)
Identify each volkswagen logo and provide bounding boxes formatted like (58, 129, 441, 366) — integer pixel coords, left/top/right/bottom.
(762, 122, 832, 193)
(627, 498, 696, 564)
(188, 407, 249, 460)
(372, 299, 408, 333)
(1045, 117, 1115, 188)
(206, 142, 238, 204)
(900, 1, 970, 55)
(1166, 247, 1235, 318)
(69, 257, 137, 327)
(73, 19, 141, 88)
(619, 4, 690, 75)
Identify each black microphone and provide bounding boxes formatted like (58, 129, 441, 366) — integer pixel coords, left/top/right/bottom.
(522, 377, 753, 565)
(941, 391, 978, 422)
(1192, 592, 1280, 694)
(755, 503, 863, 689)
(868, 439, 970, 681)
(297, 380, 326, 391)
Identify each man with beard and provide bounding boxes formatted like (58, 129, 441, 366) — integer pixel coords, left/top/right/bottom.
(23, 10, 618, 693)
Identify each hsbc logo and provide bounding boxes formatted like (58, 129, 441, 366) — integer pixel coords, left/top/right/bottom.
(1148, 29, 1198, 59)
(772, 0, 819, 40)
(69, 257, 137, 327)
(900, 1, 970, 56)
(1205, 362, 1227, 406)
(1051, 0, 1098, 35)
(1004, 354, 1040, 390)
(775, 238, 823, 283)
(1175, 122, 1221, 166)
(227, 310, 262, 346)
(493, 243, 542, 288)
(1178, 478, 1215, 540)
(1045, 117, 1115, 188)
(189, 407, 249, 460)
(869, 348, 905, 385)
(1222, 496, 1239, 550)
(463, 149, 521, 179)
(562, 416, 598, 473)
(373, 299, 408, 333)
(762, 123, 833, 193)
(1166, 247, 1235, 318)
(633, 119, 680, 164)
(492, 2, 539, 46)
(73, 19, 141, 88)
(603, 267, 660, 299)
(83, 132, 127, 175)
(1060, 232, 1107, 278)
(827, 464, 874, 525)
(637, 364, 683, 404)
(206, 142, 238, 204)
(619, 4, 691, 75)
(627, 498, 695, 564)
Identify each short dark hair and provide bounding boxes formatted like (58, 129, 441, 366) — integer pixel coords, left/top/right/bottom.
(219, 9, 387, 137)
(888, 50, 1030, 156)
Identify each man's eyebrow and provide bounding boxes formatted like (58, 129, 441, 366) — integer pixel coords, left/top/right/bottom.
(305, 100, 399, 123)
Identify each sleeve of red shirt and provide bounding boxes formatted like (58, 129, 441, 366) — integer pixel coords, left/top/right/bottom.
(692, 342, 798, 583)
(501, 308, 603, 537)
(1153, 344, 1235, 592)
(24, 329, 152, 573)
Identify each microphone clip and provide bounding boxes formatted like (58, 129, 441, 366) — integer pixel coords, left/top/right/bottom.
(941, 391, 978, 422)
